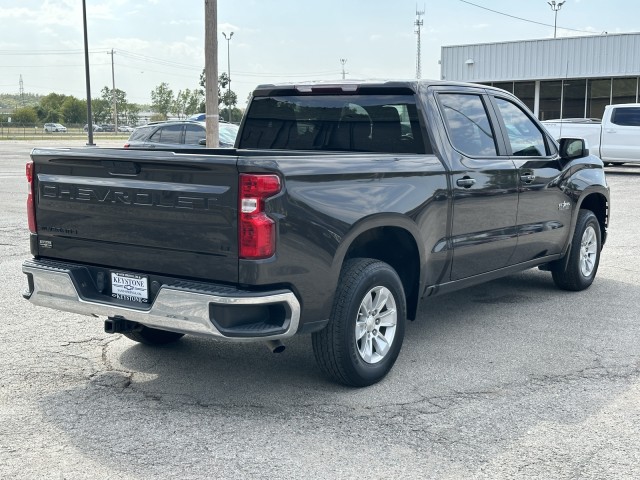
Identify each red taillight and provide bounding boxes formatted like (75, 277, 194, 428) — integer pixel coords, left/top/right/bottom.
(26, 161, 36, 233)
(239, 174, 281, 259)
(123, 143, 130, 148)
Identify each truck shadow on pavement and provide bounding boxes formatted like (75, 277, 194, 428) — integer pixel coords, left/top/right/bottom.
(36, 270, 640, 476)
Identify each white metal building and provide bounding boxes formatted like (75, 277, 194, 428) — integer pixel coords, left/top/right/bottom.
(440, 32, 640, 120)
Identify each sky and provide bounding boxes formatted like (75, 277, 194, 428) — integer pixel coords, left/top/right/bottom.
(1, 0, 638, 109)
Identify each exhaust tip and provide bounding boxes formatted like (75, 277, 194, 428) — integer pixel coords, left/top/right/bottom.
(266, 340, 285, 354)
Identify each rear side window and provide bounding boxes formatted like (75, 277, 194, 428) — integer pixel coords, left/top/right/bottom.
(129, 126, 152, 142)
(439, 93, 497, 157)
(611, 107, 640, 126)
(239, 94, 429, 154)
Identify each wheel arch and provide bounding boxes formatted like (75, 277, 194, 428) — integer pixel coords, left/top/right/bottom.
(334, 215, 425, 320)
(576, 189, 609, 246)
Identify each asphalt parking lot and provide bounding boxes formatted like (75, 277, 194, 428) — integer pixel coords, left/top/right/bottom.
(1, 140, 639, 479)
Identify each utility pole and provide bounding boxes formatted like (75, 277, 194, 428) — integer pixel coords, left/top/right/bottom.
(222, 31, 234, 122)
(340, 59, 347, 80)
(108, 49, 118, 133)
(548, 1, 566, 38)
(82, 0, 95, 145)
(414, 6, 425, 79)
(204, 0, 219, 147)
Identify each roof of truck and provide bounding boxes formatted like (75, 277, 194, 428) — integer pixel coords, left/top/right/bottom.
(252, 79, 504, 96)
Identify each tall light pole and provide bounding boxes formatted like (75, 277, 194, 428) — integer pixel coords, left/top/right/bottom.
(222, 31, 234, 122)
(340, 59, 347, 79)
(548, 1, 565, 39)
(82, 0, 95, 145)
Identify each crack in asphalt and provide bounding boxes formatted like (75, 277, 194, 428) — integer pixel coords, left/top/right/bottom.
(86, 333, 640, 439)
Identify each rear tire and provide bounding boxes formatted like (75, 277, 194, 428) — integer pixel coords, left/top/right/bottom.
(312, 258, 406, 387)
(123, 326, 184, 345)
(552, 209, 601, 291)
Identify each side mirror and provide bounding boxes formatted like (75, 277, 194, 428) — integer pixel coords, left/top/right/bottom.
(559, 137, 589, 160)
(198, 139, 207, 146)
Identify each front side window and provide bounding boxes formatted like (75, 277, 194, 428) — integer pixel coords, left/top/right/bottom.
(495, 98, 547, 157)
(150, 124, 183, 144)
(185, 124, 205, 145)
(439, 93, 497, 157)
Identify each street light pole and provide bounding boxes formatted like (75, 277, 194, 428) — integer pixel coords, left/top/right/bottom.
(340, 59, 347, 80)
(222, 31, 234, 122)
(82, 0, 95, 146)
(548, 1, 566, 39)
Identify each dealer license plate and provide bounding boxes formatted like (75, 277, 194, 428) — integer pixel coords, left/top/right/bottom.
(111, 272, 149, 303)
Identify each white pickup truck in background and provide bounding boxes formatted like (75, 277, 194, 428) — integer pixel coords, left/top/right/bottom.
(543, 104, 640, 165)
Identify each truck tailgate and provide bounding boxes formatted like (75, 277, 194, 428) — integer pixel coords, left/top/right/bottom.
(31, 148, 239, 283)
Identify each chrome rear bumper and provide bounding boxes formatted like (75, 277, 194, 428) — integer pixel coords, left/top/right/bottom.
(22, 259, 300, 341)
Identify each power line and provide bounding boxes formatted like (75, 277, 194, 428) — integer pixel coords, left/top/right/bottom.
(1, 47, 339, 79)
(458, 0, 598, 35)
(0, 49, 104, 55)
(118, 50, 202, 70)
(1, 63, 111, 68)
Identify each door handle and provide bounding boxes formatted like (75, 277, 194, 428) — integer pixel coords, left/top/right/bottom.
(456, 177, 476, 188)
(605, 129, 616, 134)
(520, 174, 536, 184)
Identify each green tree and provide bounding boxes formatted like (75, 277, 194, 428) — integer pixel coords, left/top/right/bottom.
(221, 89, 238, 122)
(100, 86, 127, 106)
(172, 89, 190, 119)
(12, 106, 38, 125)
(150, 82, 174, 120)
(101, 86, 129, 124)
(199, 70, 232, 107)
(91, 98, 111, 124)
(36, 93, 68, 123)
(40, 93, 67, 113)
(186, 89, 203, 115)
(60, 97, 87, 124)
(124, 103, 141, 126)
(0, 93, 42, 109)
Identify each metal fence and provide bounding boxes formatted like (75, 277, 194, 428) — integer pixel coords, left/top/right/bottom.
(0, 123, 130, 139)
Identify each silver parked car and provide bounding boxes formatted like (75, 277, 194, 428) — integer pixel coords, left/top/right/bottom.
(124, 120, 239, 149)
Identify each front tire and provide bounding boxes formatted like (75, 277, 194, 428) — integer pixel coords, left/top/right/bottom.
(312, 258, 406, 387)
(123, 325, 184, 345)
(552, 209, 601, 291)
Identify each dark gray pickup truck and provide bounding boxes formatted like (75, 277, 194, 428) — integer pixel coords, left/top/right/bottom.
(23, 80, 610, 386)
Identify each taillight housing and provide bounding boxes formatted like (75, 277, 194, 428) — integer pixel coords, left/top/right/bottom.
(26, 161, 36, 234)
(239, 174, 281, 259)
